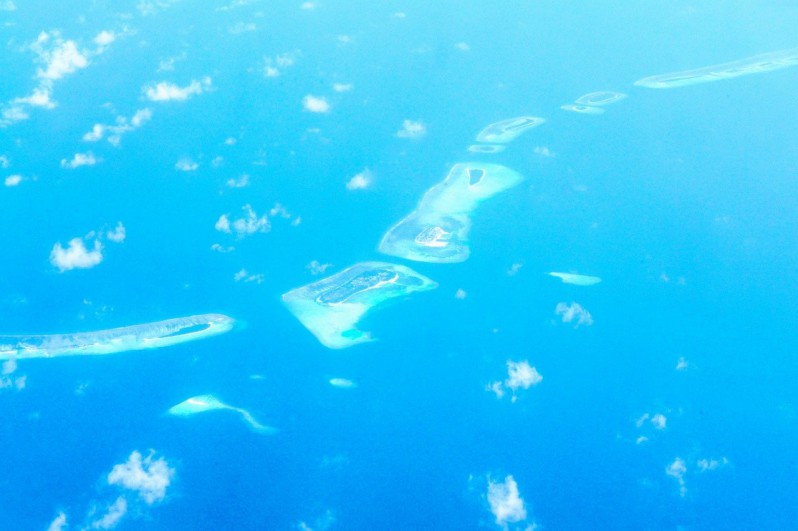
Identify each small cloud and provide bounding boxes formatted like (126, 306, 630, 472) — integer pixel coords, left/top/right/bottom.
(94, 30, 116, 47)
(144, 77, 211, 102)
(89, 496, 128, 529)
(300, 1, 318, 9)
(175, 158, 198, 171)
(263, 51, 299, 77)
(665, 457, 687, 497)
(675, 357, 689, 371)
(107, 450, 174, 504)
(35, 37, 89, 81)
(697, 457, 728, 472)
(0, 1, 16, 11)
(533, 146, 555, 158)
(487, 475, 528, 527)
(229, 22, 256, 34)
(210, 243, 235, 253)
(224, 137, 237, 145)
(61, 152, 98, 169)
(306, 260, 332, 275)
(392, 11, 406, 18)
(46, 512, 67, 531)
(507, 262, 523, 276)
(50, 237, 103, 272)
(455, 42, 470, 51)
(84, 109, 152, 146)
(554, 302, 593, 327)
(332, 83, 352, 92)
(455, 288, 467, 300)
(14, 87, 56, 109)
(215, 204, 270, 238)
(106, 222, 126, 243)
(337, 35, 353, 44)
(226, 174, 250, 188)
(1, 357, 26, 392)
(345, 168, 372, 190)
(303, 94, 330, 113)
(233, 268, 264, 284)
(395, 119, 426, 139)
(0, 155, 9, 168)
(4, 174, 23, 186)
(650, 413, 667, 430)
(488, 360, 542, 403)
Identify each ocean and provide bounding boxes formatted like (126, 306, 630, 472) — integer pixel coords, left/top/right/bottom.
(1, 1, 797, 529)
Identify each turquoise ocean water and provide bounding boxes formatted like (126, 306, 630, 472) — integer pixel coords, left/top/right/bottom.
(1, 1, 797, 529)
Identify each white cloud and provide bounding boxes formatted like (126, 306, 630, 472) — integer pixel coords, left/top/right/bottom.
(94, 30, 116, 47)
(332, 83, 352, 92)
(337, 35, 353, 44)
(14, 87, 55, 108)
(488, 360, 542, 403)
(0, 357, 26, 392)
(61, 152, 98, 169)
(46, 512, 67, 531)
(263, 51, 299, 77)
(455, 288, 467, 300)
(216, 0, 255, 11)
(533, 146, 555, 158)
(35, 37, 89, 81)
(175, 158, 198, 171)
(554, 302, 593, 327)
(306, 260, 332, 275)
(665, 457, 687, 497)
(455, 42, 470, 51)
(0, 155, 9, 168)
(234, 268, 264, 284)
(303, 94, 330, 113)
(106, 222, 126, 243)
(50, 237, 103, 272)
(210, 243, 235, 253)
(675, 357, 689, 371)
(90, 496, 128, 529)
(345, 168, 372, 190)
(395, 119, 426, 139)
(2, 358, 16, 375)
(650, 413, 667, 430)
(229, 22, 257, 34)
(224, 137, 237, 145)
(226, 174, 250, 188)
(83, 108, 152, 145)
(144, 77, 211, 102)
(4, 174, 22, 186)
(0, 1, 16, 11)
(215, 204, 270, 238)
(506, 360, 542, 392)
(300, 1, 318, 9)
(697, 457, 728, 472)
(107, 450, 174, 504)
(487, 475, 527, 527)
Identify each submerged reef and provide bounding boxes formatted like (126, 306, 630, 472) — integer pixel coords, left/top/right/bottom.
(167, 394, 277, 435)
(574, 91, 627, 106)
(282, 261, 437, 349)
(475, 116, 545, 144)
(560, 104, 605, 115)
(378, 162, 524, 263)
(0, 314, 235, 360)
(548, 272, 602, 286)
(635, 47, 798, 89)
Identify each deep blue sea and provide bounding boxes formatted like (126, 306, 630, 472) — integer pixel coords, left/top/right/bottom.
(2, 1, 798, 529)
